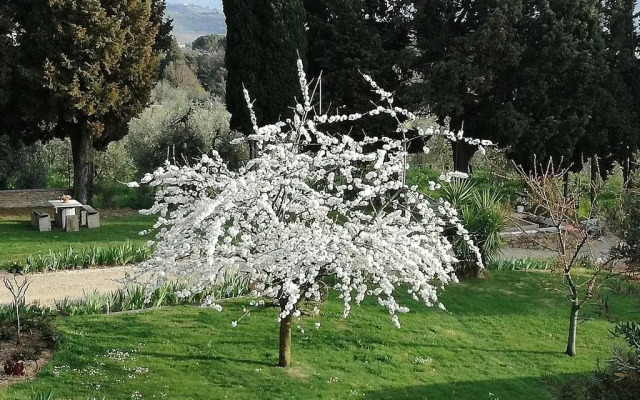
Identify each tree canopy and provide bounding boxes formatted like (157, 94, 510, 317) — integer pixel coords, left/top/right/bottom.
(1, 0, 171, 203)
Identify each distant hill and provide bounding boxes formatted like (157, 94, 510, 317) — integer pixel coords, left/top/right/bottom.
(167, 0, 222, 9)
(166, 3, 226, 45)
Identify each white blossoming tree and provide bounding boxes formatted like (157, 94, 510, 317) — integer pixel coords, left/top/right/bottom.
(132, 60, 483, 367)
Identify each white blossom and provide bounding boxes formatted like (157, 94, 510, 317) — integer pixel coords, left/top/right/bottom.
(131, 59, 482, 329)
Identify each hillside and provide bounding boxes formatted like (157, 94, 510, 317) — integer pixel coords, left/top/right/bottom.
(166, 3, 226, 45)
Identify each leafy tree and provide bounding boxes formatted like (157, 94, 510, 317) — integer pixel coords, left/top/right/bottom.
(223, 0, 307, 158)
(411, 0, 523, 172)
(2, 0, 171, 203)
(126, 83, 247, 174)
(159, 36, 186, 78)
(164, 60, 204, 92)
(192, 35, 227, 97)
(192, 34, 226, 53)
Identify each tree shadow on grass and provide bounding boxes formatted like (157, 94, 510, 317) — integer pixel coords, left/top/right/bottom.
(136, 350, 274, 367)
(363, 373, 586, 400)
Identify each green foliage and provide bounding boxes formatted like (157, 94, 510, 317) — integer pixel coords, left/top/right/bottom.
(439, 178, 476, 209)
(0, 138, 48, 190)
(50, 272, 251, 317)
(126, 83, 247, 175)
(192, 34, 226, 53)
(29, 389, 53, 400)
(554, 321, 640, 400)
(1, 0, 170, 202)
(405, 165, 440, 193)
(503, 0, 609, 172)
(411, 0, 523, 170)
(610, 189, 640, 267)
(305, 0, 414, 142)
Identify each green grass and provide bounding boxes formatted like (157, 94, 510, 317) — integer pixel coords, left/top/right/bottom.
(2, 271, 635, 400)
(0, 214, 155, 264)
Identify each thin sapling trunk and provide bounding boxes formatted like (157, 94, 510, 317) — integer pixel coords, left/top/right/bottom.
(3, 276, 30, 345)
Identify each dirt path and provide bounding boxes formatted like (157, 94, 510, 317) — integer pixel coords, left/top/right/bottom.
(0, 266, 133, 306)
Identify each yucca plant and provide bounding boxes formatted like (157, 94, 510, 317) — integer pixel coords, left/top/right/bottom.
(439, 178, 476, 209)
(441, 181, 509, 277)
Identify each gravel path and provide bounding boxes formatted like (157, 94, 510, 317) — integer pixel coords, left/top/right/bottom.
(0, 266, 133, 306)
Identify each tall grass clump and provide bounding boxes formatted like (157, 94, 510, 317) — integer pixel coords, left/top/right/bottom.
(51, 271, 252, 316)
(487, 258, 550, 271)
(5, 242, 153, 273)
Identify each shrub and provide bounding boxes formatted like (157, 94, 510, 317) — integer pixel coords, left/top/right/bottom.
(440, 179, 509, 276)
(554, 322, 640, 400)
(50, 272, 251, 316)
(610, 189, 640, 268)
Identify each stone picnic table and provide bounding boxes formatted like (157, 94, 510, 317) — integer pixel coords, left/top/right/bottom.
(48, 199, 83, 229)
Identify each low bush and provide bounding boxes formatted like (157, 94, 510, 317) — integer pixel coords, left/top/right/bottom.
(554, 321, 640, 400)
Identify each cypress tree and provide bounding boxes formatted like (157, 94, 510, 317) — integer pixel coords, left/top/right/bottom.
(223, 0, 307, 158)
(599, 0, 639, 183)
(305, 0, 414, 144)
(503, 0, 607, 172)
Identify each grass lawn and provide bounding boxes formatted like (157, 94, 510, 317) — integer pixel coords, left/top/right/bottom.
(1, 271, 633, 400)
(0, 214, 155, 264)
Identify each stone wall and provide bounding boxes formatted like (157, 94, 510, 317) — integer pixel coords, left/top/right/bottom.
(0, 189, 73, 209)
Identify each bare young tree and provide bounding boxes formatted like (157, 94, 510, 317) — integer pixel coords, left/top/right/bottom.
(514, 158, 612, 356)
(3, 275, 31, 345)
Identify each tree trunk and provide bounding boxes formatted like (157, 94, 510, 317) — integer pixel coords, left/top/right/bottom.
(452, 141, 476, 173)
(249, 140, 259, 160)
(14, 303, 20, 345)
(278, 303, 293, 368)
(70, 131, 94, 205)
(589, 156, 597, 207)
(565, 304, 579, 356)
(563, 171, 570, 199)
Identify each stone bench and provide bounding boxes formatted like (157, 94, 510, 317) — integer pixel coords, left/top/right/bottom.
(31, 209, 51, 232)
(80, 204, 100, 228)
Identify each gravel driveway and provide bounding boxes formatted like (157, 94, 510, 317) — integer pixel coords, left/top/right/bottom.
(0, 266, 133, 306)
